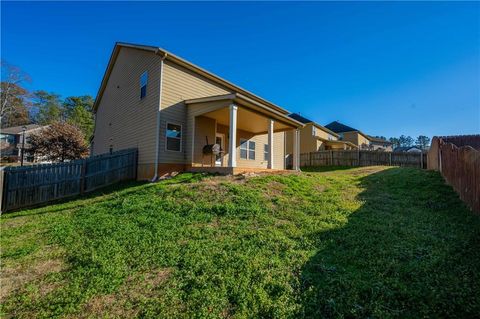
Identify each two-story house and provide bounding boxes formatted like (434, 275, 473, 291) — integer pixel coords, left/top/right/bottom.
(285, 114, 356, 154)
(0, 124, 45, 163)
(324, 121, 393, 151)
(91, 42, 304, 180)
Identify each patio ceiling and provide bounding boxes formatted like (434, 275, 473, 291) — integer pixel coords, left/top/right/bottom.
(202, 107, 292, 134)
(186, 93, 303, 134)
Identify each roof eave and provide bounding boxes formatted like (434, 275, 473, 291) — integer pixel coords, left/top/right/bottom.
(185, 93, 304, 128)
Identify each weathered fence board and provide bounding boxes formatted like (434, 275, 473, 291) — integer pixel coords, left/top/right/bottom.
(1, 148, 137, 212)
(300, 150, 425, 168)
(428, 136, 480, 214)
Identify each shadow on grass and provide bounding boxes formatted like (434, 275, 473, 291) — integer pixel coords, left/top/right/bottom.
(299, 167, 480, 318)
(2, 172, 211, 218)
(2, 180, 148, 218)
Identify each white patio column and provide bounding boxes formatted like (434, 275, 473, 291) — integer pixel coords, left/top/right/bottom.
(228, 104, 238, 167)
(267, 119, 274, 169)
(293, 129, 300, 170)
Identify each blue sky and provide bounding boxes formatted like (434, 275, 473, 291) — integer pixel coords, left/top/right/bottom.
(2, 1, 479, 138)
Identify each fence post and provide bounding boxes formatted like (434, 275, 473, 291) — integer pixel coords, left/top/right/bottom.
(439, 146, 442, 173)
(330, 150, 333, 166)
(389, 152, 392, 166)
(420, 151, 423, 169)
(80, 160, 86, 194)
(0, 168, 6, 214)
(134, 149, 138, 180)
(309, 152, 312, 167)
(357, 149, 360, 166)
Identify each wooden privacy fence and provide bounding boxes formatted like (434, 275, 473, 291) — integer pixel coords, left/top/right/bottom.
(428, 136, 480, 214)
(300, 150, 426, 168)
(0, 148, 138, 212)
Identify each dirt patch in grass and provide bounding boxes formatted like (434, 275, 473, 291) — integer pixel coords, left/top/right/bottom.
(314, 184, 326, 193)
(1, 257, 65, 301)
(1, 217, 30, 229)
(264, 181, 286, 197)
(80, 268, 172, 318)
(348, 166, 387, 176)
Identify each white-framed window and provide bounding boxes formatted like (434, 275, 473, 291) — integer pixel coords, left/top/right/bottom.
(264, 144, 269, 161)
(312, 126, 316, 136)
(166, 122, 182, 152)
(328, 134, 334, 141)
(140, 71, 148, 99)
(240, 139, 255, 160)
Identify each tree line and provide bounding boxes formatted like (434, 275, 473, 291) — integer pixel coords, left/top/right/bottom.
(1, 61, 92, 162)
(1, 60, 94, 143)
(373, 135, 431, 150)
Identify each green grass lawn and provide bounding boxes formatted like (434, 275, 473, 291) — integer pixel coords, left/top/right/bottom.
(1, 167, 479, 318)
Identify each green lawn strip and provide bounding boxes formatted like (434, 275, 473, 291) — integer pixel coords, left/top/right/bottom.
(1, 167, 479, 318)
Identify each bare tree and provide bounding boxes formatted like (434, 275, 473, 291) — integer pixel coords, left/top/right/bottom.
(1, 60, 32, 127)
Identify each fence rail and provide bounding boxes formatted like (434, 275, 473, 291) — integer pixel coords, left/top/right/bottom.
(1, 148, 137, 212)
(300, 150, 426, 168)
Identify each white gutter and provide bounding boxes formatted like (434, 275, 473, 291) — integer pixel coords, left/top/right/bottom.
(151, 51, 167, 182)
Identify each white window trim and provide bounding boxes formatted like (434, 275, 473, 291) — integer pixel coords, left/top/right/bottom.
(240, 138, 255, 160)
(165, 122, 182, 152)
(264, 143, 269, 161)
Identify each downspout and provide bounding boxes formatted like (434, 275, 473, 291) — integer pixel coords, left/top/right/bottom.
(151, 51, 167, 182)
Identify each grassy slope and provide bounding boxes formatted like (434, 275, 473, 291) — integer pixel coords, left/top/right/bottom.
(1, 167, 479, 318)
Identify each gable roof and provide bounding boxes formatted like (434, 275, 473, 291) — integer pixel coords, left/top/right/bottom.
(368, 136, 393, 144)
(324, 121, 392, 143)
(288, 113, 313, 124)
(1, 124, 43, 135)
(288, 113, 338, 137)
(94, 42, 290, 115)
(324, 121, 358, 133)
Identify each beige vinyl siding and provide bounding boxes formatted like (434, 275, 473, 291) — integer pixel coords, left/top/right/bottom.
(273, 131, 286, 169)
(314, 125, 337, 141)
(92, 47, 161, 165)
(285, 129, 294, 155)
(186, 100, 231, 164)
(159, 60, 231, 164)
(192, 116, 216, 166)
(192, 120, 285, 169)
(227, 130, 285, 170)
(286, 124, 341, 154)
(230, 129, 285, 170)
(313, 125, 338, 151)
(286, 124, 317, 154)
(357, 133, 370, 147)
(342, 131, 360, 146)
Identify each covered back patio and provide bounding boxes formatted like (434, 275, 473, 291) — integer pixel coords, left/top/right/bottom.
(185, 93, 303, 174)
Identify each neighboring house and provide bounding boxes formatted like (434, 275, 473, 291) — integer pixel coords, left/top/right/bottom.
(0, 124, 45, 163)
(285, 113, 357, 153)
(393, 146, 423, 153)
(91, 42, 304, 180)
(324, 121, 393, 151)
(367, 136, 394, 152)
